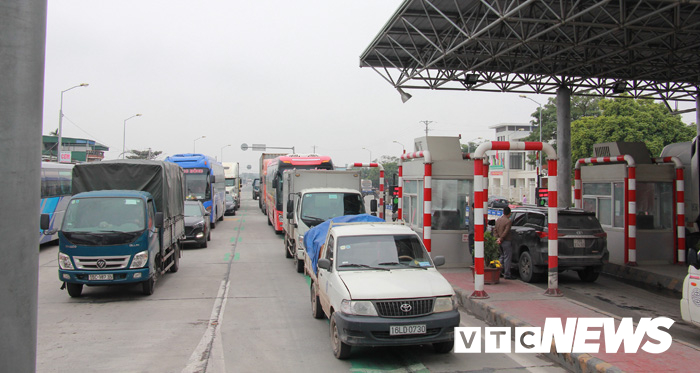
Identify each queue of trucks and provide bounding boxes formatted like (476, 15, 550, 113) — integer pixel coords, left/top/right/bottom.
(41, 155, 236, 298)
(41, 160, 186, 297)
(255, 153, 459, 358)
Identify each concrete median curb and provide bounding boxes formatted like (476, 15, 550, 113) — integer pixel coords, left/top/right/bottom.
(602, 263, 683, 296)
(452, 285, 624, 373)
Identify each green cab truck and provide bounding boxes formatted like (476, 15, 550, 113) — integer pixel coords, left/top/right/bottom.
(41, 160, 185, 297)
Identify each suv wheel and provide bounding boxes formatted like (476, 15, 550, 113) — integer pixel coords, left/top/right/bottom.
(577, 266, 602, 282)
(518, 251, 537, 283)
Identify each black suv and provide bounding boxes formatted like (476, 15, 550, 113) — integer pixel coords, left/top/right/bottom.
(506, 206, 609, 283)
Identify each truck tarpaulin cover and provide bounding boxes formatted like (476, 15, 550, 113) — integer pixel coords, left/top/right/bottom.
(71, 160, 185, 219)
(304, 214, 384, 275)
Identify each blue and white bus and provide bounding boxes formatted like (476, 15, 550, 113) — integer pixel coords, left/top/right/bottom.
(165, 154, 226, 228)
(40, 162, 74, 244)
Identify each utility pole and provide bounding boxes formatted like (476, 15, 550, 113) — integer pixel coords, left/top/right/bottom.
(419, 120, 434, 137)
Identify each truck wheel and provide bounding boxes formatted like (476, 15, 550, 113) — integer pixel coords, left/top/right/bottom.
(66, 283, 83, 297)
(578, 266, 602, 282)
(267, 215, 272, 226)
(142, 277, 155, 295)
(295, 256, 304, 273)
(311, 283, 324, 319)
(211, 219, 216, 229)
(330, 314, 351, 359)
(433, 341, 454, 353)
(169, 244, 180, 273)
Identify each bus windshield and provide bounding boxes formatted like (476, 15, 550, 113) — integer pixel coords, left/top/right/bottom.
(185, 173, 211, 201)
(300, 193, 366, 227)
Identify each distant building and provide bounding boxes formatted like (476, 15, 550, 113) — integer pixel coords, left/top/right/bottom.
(42, 135, 109, 163)
(486, 123, 539, 203)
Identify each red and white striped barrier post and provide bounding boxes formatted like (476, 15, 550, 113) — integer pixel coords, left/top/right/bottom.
(352, 162, 385, 220)
(397, 164, 403, 220)
(652, 157, 685, 263)
(574, 155, 637, 265)
(472, 141, 560, 298)
(400, 151, 433, 252)
(462, 152, 489, 225)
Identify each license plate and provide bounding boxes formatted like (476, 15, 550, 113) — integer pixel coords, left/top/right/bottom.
(574, 239, 586, 248)
(390, 324, 426, 336)
(88, 274, 113, 281)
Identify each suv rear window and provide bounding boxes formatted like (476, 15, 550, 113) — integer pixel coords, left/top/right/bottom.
(558, 213, 602, 230)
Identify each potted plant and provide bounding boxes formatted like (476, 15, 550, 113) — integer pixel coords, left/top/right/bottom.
(471, 231, 502, 284)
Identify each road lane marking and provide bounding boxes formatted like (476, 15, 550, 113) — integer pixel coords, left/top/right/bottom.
(182, 279, 230, 373)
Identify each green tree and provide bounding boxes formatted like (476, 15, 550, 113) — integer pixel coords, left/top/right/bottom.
(570, 96, 695, 164)
(359, 155, 399, 189)
(126, 148, 162, 160)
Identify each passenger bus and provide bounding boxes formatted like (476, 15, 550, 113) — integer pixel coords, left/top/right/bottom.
(223, 162, 240, 210)
(40, 162, 74, 244)
(165, 154, 226, 228)
(265, 154, 333, 232)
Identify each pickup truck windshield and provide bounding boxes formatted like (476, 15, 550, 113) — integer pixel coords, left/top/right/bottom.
(301, 193, 366, 227)
(336, 234, 431, 270)
(61, 197, 145, 245)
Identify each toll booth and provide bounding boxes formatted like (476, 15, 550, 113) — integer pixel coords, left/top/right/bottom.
(578, 142, 678, 265)
(400, 136, 474, 267)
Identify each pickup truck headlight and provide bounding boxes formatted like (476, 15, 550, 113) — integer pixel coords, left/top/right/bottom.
(433, 296, 457, 313)
(341, 300, 378, 316)
(58, 252, 74, 270)
(297, 235, 304, 249)
(130, 251, 149, 268)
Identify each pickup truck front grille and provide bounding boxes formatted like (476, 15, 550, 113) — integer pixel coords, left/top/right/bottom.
(74, 256, 130, 270)
(374, 298, 434, 318)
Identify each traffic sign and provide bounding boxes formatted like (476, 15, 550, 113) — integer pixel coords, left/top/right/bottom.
(240, 143, 249, 151)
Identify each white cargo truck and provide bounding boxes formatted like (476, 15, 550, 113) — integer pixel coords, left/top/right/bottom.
(282, 169, 373, 272)
(303, 216, 459, 359)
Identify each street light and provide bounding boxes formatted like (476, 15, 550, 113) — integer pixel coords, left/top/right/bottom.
(122, 113, 142, 159)
(362, 147, 372, 163)
(220, 144, 231, 161)
(392, 140, 405, 154)
(58, 83, 89, 162)
(193, 136, 206, 153)
(519, 95, 544, 192)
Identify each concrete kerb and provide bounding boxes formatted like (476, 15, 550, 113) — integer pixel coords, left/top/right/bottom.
(602, 263, 684, 295)
(452, 285, 624, 373)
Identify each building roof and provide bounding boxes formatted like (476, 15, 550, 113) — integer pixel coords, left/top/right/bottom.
(360, 0, 700, 111)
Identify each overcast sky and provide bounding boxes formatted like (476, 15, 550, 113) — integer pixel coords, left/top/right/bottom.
(43, 0, 697, 172)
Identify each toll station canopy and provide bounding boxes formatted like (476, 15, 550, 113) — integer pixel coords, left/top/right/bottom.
(360, 0, 700, 109)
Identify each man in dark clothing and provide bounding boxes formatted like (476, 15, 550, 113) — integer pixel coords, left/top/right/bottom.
(494, 206, 514, 279)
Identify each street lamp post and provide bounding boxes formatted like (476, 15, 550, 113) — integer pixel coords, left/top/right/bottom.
(520, 95, 544, 203)
(193, 136, 206, 153)
(122, 114, 143, 159)
(392, 140, 406, 154)
(58, 83, 89, 162)
(220, 144, 231, 161)
(362, 147, 372, 163)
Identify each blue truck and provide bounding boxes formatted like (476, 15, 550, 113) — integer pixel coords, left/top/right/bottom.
(41, 160, 186, 297)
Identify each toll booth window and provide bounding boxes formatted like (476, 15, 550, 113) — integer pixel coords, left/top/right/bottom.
(583, 183, 614, 227)
(636, 182, 673, 230)
(403, 179, 423, 230)
(431, 179, 473, 231)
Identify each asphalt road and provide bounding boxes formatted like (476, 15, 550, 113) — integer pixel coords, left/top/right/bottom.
(37, 189, 566, 372)
(530, 270, 700, 347)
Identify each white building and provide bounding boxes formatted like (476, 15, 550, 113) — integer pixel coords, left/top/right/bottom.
(485, 123, 541, 204)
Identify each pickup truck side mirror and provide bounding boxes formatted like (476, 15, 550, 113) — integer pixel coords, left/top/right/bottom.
(40, 214, 50, 230)
(370, 199, 378, 213)
(318, 258, 331, 271)
(433, 256, 446, 267)
(154, 212, 164, 229)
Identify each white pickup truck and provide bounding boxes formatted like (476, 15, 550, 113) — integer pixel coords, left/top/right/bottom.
(681, 249, 700, 327)
(283, 169, 371, 273)
(303, 216, 460, 359)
